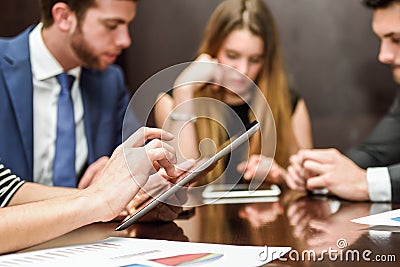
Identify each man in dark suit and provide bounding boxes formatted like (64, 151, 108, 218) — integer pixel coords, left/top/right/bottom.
(0, 0, 139, 187)
(286, 0, 400, 203)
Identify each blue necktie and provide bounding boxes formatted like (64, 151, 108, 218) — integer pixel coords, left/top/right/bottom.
(53, 73, 76, 187)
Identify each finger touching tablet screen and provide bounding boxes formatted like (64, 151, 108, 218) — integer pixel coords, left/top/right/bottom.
(115, 120, 260, 231)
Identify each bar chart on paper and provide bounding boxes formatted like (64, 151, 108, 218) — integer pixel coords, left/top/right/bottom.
(0, 238, 290, 267)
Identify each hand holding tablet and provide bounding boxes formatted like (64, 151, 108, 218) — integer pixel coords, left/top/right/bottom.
(115, 120, 260, 231)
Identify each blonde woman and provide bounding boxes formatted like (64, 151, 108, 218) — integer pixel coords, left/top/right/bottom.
(155, 0, 312, 186)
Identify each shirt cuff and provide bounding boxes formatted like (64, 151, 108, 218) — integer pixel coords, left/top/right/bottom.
(366, 167, 392, 202)
(370, 203, 392, 215)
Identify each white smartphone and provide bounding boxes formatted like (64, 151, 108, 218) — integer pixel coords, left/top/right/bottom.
(202, 183, 281, 199)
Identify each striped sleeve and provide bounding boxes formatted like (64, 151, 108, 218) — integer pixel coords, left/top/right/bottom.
(0, 164, 26, 208)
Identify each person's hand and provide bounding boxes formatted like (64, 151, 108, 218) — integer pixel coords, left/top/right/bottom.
(286, 197, 369, 254)
(77, 156, 109, 189)
(237, 154, 284, 184)
(302, 202, 370, 254)
(124, 160, 196, 222)
(126, 193, 184, 222)
(124, 128, 178, 187)
(286, 197, 333, 241)
(286, 153, 308, 191)
(81, 127, 178, 223)
(174, 53, 222, 96)
(172, 53, 222, 116)
(125, 174, 186, 222)
(238, 202, 283, 228)
(299, 149, 369, 201)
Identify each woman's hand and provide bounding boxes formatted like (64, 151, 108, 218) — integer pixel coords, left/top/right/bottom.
(237, 154, 285, 185)
(173, 53, 222, 103)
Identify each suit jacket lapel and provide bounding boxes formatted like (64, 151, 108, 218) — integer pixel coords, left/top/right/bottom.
(81, 69, 101, 164)
(1, 28, 34, 176)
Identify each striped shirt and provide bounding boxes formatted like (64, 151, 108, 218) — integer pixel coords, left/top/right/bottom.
(0, 164, 25, 207)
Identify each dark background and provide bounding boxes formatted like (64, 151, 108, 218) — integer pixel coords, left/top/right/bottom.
(2, 0, 397, 151)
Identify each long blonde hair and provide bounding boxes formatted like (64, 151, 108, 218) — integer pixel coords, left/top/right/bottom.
(195, 0, 295, 182)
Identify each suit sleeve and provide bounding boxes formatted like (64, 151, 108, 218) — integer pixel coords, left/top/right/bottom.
(388, 164, 400, 203)
(346, 90, 400, 202)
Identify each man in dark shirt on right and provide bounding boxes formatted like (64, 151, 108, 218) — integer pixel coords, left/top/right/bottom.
(286, 0, 400, 203)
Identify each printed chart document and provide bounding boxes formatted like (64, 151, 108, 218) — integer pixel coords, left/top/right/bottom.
(351, 208, 400, 227)
(0, 238, 291, 267)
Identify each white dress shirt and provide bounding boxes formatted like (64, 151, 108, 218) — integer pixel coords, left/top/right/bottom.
(29, 24, 88, 186)
(367, 167, 392, 202)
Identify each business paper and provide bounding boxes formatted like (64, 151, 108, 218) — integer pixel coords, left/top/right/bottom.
(0, 237, 291, 267)
(351, 208, 400, 227)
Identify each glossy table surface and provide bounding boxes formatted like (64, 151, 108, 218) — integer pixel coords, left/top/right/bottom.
(20, 189, 400, 266)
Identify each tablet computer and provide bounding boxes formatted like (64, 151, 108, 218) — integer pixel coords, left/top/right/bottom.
(115, 120, 260, 231)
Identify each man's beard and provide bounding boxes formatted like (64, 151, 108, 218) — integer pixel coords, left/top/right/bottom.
(71, 27, 106, 70)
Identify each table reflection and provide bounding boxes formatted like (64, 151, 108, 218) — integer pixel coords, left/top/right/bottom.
(19, 190, 400, 267)
(286, 196, 370, 255)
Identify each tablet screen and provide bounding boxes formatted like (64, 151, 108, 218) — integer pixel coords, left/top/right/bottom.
(115, 120, 260, 231)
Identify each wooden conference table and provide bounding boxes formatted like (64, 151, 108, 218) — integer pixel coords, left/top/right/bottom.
(20, 188, 400, 266)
